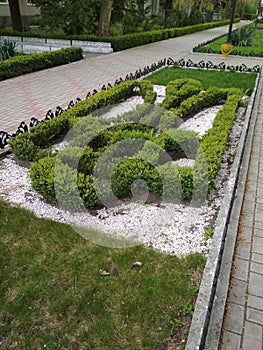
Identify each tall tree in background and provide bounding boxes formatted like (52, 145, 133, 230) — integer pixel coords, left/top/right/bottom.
(98, 0, 114, 36)
(9, 0, 23, 31)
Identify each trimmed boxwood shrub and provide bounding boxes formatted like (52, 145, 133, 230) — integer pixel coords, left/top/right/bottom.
(111, 158, 162, 199)
(30, 156, 98, 209)
(153, 129, 199, 159)
(9, 132, 37, 161)
(159, 110, 181, 130)
(0, 47, 83, 81)
(138, 80, 157, 104)
(58, 145, 99, 175)
(161, 78, 202, 109)
(30, 156, 57, 202)
(175, 88, 227, 118)
(136, 141, 167, 166)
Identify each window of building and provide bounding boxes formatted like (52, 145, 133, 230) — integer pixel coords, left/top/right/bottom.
(0, 0, 8, 4)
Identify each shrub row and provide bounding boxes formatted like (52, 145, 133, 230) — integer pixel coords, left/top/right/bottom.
(0, 47, 83, 81)
(10, 80, 138, 160)
(0, 19, 240, 52)
(173, 87, 227, 118)
(199, 88, 243, 188)
(100, 19, 241, 51)
(13, 78, 243, 207)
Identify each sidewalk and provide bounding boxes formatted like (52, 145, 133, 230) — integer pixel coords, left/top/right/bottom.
(1, 21, 263, 349)
(0, 20, 261, 133)
(219, 71, 263, 350)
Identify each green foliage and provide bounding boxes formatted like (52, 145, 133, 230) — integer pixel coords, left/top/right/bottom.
(161, 78, 203, 109)
(154, 129, 199, 159)
(231, 25, 255, 46)
(204, 228, 214, 240)
(157, 163, 181, 201)
(164, 129, 200, 159)
(178, 166, 194, 199)
(136, 141, 166, 166)
(111, 158, 162, 199)
(58, 145, 99, 175)
(200, 88, 243, 189)
(138, 80, 157, 104)
(0, 47, 83, 81)
(175, 87, 227, 118)
(30, 156, 57, 202)
(30, 156, 99, 209)
(0, 38, 17, 60)
(9, 133, 37, 161)
(159, 110, 181, 130)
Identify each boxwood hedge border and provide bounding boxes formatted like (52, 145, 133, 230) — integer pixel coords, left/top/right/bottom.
(8, 78, 244, 208)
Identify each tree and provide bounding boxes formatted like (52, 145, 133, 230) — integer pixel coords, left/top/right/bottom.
(98, 0, 114, 36)
(9, 0, 23, 32)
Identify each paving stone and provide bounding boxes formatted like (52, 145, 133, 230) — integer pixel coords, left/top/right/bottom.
(254, 220, 263, 229)
(252, 236, 263, 255)
(220, 330, 241, 350)
(229, 278, 247, 305)
(235, 242, 251, 261)
(238, 225, 253, 243)
(248, 272, 263, 298)
(247, 295, 263, 311)
(254, 227, 263, 238)
(247, 307, 263, 326)
(252, 252, 263, 264)
(233, 258, 249, 281)
(251, 261, 263, 275)
(242, 321, 263, 350)
(255, 208, 263, 223)
(241, 212, 255, 228)
(223, 302, 244, 334)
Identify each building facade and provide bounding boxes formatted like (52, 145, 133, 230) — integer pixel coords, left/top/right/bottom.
(0, 0, 40, 28)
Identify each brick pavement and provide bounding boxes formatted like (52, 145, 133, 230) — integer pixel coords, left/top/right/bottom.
(0, 20, 259, 133)
(219, 73, 263, 350)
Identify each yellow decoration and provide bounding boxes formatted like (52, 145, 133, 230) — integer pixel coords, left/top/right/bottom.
(221, 43, 232, 59)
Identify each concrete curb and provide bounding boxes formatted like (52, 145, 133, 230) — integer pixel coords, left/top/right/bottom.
(185, 68, 262, 350)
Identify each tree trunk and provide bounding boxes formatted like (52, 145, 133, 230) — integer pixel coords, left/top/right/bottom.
(98, 0, 113, 37)
(8, 0, 23, 32)
(137, 0, 144, 15)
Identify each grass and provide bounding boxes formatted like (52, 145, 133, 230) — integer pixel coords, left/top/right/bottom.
(194, 25, 263, 57)
(0, 199, 205, 349)
(144, 66, 258, 94)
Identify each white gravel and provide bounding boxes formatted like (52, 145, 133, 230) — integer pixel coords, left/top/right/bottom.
(0, 87, 245, 256)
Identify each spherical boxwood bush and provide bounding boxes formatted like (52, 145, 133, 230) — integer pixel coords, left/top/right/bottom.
(111, 158, 163, 199)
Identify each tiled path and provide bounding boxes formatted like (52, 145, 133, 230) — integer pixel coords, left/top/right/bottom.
(0, 20, 261, 133)
(219, 71, 263, 350)
(1, 20, 263, 349)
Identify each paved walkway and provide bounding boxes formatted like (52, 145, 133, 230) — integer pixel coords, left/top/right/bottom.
(0, 20, 261, 133)
(219, 72, 263, 349)
(1, 21, 263, 349)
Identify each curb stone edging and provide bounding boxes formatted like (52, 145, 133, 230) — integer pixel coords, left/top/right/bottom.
(185, 68, 262, 350)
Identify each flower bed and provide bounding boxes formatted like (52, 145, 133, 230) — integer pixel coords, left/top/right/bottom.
(9, 78, 243, 211)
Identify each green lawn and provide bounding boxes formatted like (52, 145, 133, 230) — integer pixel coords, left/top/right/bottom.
(144, 66, 257, 94)
(0, 199, 205, 349)
(194, 25, 263, 57)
